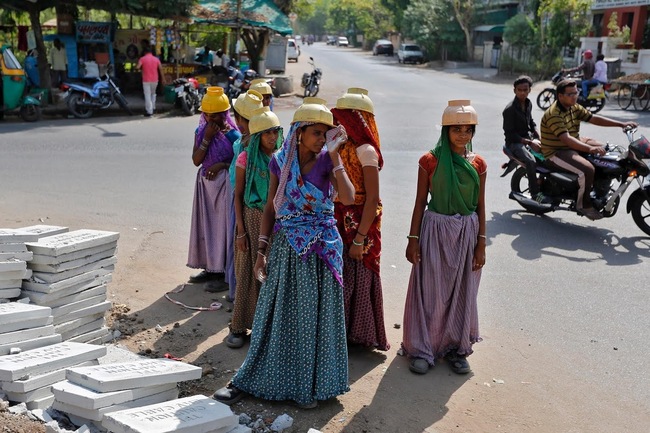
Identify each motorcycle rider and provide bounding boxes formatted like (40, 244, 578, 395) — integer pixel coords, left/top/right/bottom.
(540, 79, 637, 221)
(563, 50, 595, 99)
(502, 75, 550, 204)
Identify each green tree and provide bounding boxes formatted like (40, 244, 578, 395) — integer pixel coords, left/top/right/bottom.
(326, 0, 392, 47)
(503, 13, 537, 48)
(451, 0, 476, 61)
(380, 0, 410, 32)
(402, 0, 464, 60)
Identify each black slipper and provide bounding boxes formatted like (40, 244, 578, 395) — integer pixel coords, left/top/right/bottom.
(189, 270, 224, 283)
(212, 384, 246, 405)
(446, 353, 471, 374)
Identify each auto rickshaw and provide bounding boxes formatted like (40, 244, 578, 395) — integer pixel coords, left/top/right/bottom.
(0, 44, 42, 122)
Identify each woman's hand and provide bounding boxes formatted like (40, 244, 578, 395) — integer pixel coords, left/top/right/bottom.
(405, 239, 421, 265)
(349, 243, 364, 261)
(204, 163, 224, 180)
(236, 235, 248, 252)
(326, 125, 348, 153)
(472, 240, 486, 271)
(203, 122, 218, 142)
(253, 252, 267, 283)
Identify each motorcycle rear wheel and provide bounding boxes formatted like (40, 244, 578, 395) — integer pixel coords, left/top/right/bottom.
(180, 95, 195, 116)
(114, 93, 133, 116)
(629, 192, 650, 236)
(510, 167, 553, 214)
(20, 104, 41, 122)
(536, 89, 556, 110)
(67, 93, 94, 119)
(584, 97, 605, 114)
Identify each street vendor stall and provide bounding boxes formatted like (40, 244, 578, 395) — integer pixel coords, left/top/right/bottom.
(615, 73, 650, 111)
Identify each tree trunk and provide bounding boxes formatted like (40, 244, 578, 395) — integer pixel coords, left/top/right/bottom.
(28, 6, 52, 99)
(241, 28, 269, 74)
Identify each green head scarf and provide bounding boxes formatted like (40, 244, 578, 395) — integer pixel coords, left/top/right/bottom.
(244, 127, 284, 210)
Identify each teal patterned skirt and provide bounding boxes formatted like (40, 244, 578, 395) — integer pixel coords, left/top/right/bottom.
(231, 229, 350, 405)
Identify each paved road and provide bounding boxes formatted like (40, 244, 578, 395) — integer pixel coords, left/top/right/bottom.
(1, 43, 649, 432)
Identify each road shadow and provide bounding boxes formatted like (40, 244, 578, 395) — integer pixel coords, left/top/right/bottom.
(489, 209, 650, 266)
(345, 355, 469, 432)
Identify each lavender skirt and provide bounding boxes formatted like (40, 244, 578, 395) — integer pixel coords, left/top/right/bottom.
(401, 210, 482, 366)
(187, 169, 230, 273)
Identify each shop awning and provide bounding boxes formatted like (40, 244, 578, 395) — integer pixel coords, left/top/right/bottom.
(193, 0, 293, 36)
(474, 24, 505, 33)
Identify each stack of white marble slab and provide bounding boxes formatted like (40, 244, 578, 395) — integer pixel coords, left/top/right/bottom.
(0, 342, 106, 410)
(0, 229, 40, 300)
(102, 395, 250, 433)
(51, 359, 205, 428)
(0, 302, 60, 356)
(23, 229, 119, 344)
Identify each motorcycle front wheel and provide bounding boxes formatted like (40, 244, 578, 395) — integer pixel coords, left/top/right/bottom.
(114, 93, 133, 116)
(629, 192, 650, 236)
(536, 89, 556, 110)
(20, 104, 41, 122)
(67, 93, 94, 119)
(510, 167, 553, 214)
(180, 95, 195, 116)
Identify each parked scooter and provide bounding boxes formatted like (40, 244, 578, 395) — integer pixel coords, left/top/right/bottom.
(0, 45, 43, 122)
(172, 76, 203, 116)
(537, 70, 609, 114)
(501, 127, 650, 235)
(60, 65, 133, 118)
(301, 57, 322, 98)
(226, 66, 258, 101)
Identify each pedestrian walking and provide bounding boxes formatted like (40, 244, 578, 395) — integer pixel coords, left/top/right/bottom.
(402, 100, 487, 375)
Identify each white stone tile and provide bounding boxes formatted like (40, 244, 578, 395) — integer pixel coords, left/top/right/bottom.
(0, 360, 98, 393)
(0, 334, 62, 356)
(101, 395, 238, 433)
(0, 243, 27, 253)
(54, 300, 111, 326)
(53, 387, 179, 422)
(4, 382, 55, 402)
(0, 324, 55, 346)
(60, 317, 106, 341)
(30, 242, 117, 265)
(26, 230, 119, 256)
(66, 359, 203, 393)
(0, 279, 22, 289)
(0, 269, 31, 281)
(224, 425, 253, 433)
(55, 314, 105, 336)
(25, 284, 108, 309)
(17, 225, 69, 238)
(26, 394, 54, 410)
(0, 302, 52, 325)
(0, 259, 27, 272)
(2, 315, 53, 334)
(0, 229, 39, 243)
(0, 288, 21, 299)
(23, 269, 112, 294)
(32, 257, 116, 284)
(0, 251, 33, 261)
(29, 248, 117, 273)
(0, 342, 107, 381)
(52, 295, 108, 319)
(52, 380, 178, 410)
(68, 327, 113, 344)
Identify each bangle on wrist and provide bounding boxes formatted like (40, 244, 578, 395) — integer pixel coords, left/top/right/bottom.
(257, 250, 266, 259)
(236, 232, 247, 239)
(332, 164, 345, 174)
(407, 235, 419, 240)
(352, 239, 364, 246)
(357, 231, 367, 238)
(477, 234, 487, 239)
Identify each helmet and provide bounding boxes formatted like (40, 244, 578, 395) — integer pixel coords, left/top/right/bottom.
(200, 87, 230, 113)
(584, 49, 593, 58)
(336, 87, 374, 114)
(249, 78, 272, 95)
(249, 107, 281, 135)
(233, 90, 263, 120)
(291, 97, 335, 127)
(441, 100, 478, 126)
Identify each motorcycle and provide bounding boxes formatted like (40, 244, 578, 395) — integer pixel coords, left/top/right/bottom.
(0, 44, 43, 122)
(61, 65, 133, 119)
(501, 127, 650, 235)
(301, 57, 322, 98)
(537, 70, 610, 114)
(172, 76, 203, 116)
(226, 66, 258, 101)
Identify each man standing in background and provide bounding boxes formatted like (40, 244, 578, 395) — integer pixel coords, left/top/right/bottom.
(49, 38, 67, 87)
(136, 46, 163, 118)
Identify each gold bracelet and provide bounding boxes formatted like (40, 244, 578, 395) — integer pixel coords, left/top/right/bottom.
(477, 234, 487, 239)
(407, 235, 419, 240)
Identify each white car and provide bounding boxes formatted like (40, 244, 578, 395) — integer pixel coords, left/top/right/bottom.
(337, 36, 349, 47)
(287, 38, 300, 62)
(398, 43, 424, 64)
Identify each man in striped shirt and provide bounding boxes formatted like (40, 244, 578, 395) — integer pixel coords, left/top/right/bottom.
(540, 79, 637, 220)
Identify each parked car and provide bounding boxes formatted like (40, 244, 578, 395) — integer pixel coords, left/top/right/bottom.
(287, 38, 300, 62)
(337, 36, 349, 47)
(397, 43, 424, 64)
(326, 35, 337, 45)
(373, 39, 394, 56)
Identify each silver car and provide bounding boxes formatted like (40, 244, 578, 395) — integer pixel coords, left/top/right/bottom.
(398, 43, 424, 64)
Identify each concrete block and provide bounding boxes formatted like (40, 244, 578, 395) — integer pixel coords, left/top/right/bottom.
(0, 360, 98, 393)
(30, 242, 117, 265)
(0, 251, 33, 261)
(68, 327, 113, 344)
(55, 314, 105, 336)
(0, 342, 107, 381)
(0, 279, 22, 289)
(0, 334, 62, 356)
(18, 225, 69, 238)
(0, 288, 21, 299)
(0, 243, 27, 253)
(0, 259, 27, 272)
(26, 394, 54, 410)
(30, 249, 117, 273)
(60, 317, 107, 341)
(0, 302, 52, 325)
(23, 279, 109, 306)
(54, 301, 111, 326)
(23, 269, 112, 294)
(2, 315, 53, 334)
(0, 269, 31, 280)
(101, 395, 238, 433)
(53, 387, 179, 422)
(0, 324, 56, 346)
(26, 230, 119, 256)
(32, 257, 116, 284)
(226, 425, 252, 433)
(0, 229, 39, 243)
(66, 359, 203, 393)
(4, 382, 55, 402)
(52, 295, 108, 319)
(52, 380, 178, 410)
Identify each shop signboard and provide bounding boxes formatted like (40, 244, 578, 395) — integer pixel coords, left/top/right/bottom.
(114, 29, 149, 63)
(76, 22, 112, 43)
(592, 0, 650, 8)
